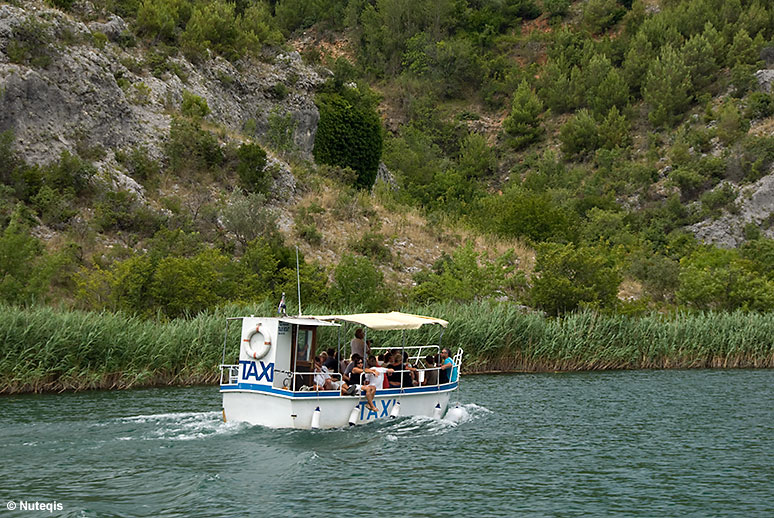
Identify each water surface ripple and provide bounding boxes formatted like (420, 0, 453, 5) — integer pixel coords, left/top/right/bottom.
(1, 370, 772, 517)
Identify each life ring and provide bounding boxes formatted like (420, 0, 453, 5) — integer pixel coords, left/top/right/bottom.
(243, 323, 272, 360)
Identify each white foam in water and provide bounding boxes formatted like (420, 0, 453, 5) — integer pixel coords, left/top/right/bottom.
(116, 411, 246, 441)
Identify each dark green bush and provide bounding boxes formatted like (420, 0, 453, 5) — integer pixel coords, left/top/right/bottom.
(349, 231, 391, 263)
(166, 117, 223, 173)
(502, 80, 544, 150)
(236, 143, 269, 193)
(313, 89, 383, 189)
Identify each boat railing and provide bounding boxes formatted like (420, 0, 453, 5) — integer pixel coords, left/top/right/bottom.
(219, 364, 240, 386)
(221, 347, 463, 392)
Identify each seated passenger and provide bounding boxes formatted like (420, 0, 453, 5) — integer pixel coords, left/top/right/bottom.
(387, 352, 418, 387)
(342, 353, 362, 383)
(422, 354, 439, 386)
(323, 347, 339, 372)
(340, 357, 378, 411)
(439, 348, 457, 384)
(312, 355, 340, 391)
(364, 356, 393, 390)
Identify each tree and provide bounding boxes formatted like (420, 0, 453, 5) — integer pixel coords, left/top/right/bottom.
(643, 45, 692, 127)
(559, 109, 600, 159)
(330, 254, 392, 311)
(530, 242, 621, 316)
(313, 89, 384, 189)
(682, 33, 719, 94)
(502, 80, 544, 149)
(236, 143, 269, 193)
(0, 206, 57, 305)
(677, 246, 774, 311)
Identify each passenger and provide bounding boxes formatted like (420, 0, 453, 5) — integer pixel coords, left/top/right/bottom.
(387, 352, 418, 387)
(323, 347, 339, 372)
(422, 354, 439, 386)
(364, 356, 393, 391)
(439, 348, 457, 384)
(350, 328, 367, 358)
(342, 353, 362, 384)
(312, 355, 340, 391)
(340, 357, 378, 411)
(386, 353, 403, 387)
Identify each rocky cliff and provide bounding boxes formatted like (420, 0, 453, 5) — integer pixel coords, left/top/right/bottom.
(0, 2, 325, 197)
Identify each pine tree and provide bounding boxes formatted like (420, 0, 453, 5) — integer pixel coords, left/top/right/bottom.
(503, 80, 544, 150)
(643, 45, 693, 127)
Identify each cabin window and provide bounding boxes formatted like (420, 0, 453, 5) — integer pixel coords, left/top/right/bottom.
(295, 328, 313, 362)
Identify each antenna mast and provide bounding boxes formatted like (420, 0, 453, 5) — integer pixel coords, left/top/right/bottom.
(296, 246, 302, 316)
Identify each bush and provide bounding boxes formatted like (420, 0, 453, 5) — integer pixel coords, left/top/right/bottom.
(474, 186, 575, 243)
(502, 80, 544, 150)
(329, 254, 392, 311)
(166, 117, 223, 173)
(643, 45, 692, 127)
(0, 207, 57, 305)
(181, 90, 210, 119)
(313, 89, 384, 189)
(411, 243, 521, 304)
(530, 242, 621, 316)
(677, 246, 774, 312)
(349, 231, 391, 263)
(560, 109, 600, 159)
(236, 143, 269, 193)
(745, 92, 774, 120)
(219, 191, 279, 248)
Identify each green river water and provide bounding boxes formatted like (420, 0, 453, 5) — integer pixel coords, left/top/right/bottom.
(1, 370, 772, 517)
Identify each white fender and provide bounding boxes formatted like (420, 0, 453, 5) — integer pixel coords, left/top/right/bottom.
(348, 405, 359, 426)
(432, 402, 442, 419)
(390, 400, 401, 418)
(311, 406, 321, 429)
(243, 323, 272, 360)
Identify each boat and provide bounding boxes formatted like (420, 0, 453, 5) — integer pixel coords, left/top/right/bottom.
(219, 311, 462, 429)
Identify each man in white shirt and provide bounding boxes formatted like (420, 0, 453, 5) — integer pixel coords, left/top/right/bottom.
(364, 356, 393, 390)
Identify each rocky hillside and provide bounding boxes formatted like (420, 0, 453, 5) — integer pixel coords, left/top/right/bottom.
(0, 2, 321, 195)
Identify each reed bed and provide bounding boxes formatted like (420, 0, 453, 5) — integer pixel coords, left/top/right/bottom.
(1, 302, 772, 393)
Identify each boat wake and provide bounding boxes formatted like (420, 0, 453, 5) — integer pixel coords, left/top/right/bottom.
(380, 402, 489, 440)
(116, 411, 246, 441)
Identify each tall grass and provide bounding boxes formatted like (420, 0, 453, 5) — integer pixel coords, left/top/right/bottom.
(1, 302, 772, 393)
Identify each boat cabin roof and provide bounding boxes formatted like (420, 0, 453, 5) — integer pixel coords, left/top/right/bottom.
(310, 311, 448, 330)
(279, 317, 340, 327)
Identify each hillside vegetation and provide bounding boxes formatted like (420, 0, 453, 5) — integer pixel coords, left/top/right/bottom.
(3, 0, 774, 322)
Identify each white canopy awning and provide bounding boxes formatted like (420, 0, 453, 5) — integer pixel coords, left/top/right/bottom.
(310, 311, 448, 330)
(279, 317, 340, 327)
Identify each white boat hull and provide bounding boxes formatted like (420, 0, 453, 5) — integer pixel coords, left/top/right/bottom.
(222, 383, 457, 429)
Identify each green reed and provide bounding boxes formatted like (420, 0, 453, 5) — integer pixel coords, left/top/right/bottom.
(1, 302, 772, 393)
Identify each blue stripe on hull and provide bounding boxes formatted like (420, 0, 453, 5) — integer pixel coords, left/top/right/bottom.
(220, 381, 458, 398)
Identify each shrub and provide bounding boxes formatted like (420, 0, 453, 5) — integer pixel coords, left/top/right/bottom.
(643, 45, 692, 127)
(349, 231, 391, 263)
(560, 109, 600, 159)
(411, 243, 521, 304)
(502, 80, 544, 149)
(0, 207, 57, 305)
(181, 90, 210, 119)
(474, 187, 575, 243)
(329, 254, 392, 311)
(313, 89, 383, 189)
(219, 191, 279, 248)
(235, 143, 269, 193)
(530, 242, 621, 316)
(745, 92, 774, 120)
(265, 107, 297, 154)
(166, 117, 223, 173)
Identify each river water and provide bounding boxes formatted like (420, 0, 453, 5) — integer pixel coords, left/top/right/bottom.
(1, 370, 772, 517)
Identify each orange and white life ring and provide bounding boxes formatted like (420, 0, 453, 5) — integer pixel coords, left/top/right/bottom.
(243, 323, 272, 360)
